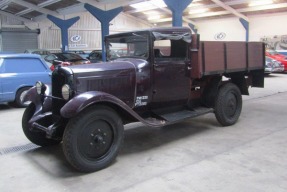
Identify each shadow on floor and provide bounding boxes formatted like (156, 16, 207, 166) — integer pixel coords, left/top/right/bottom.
(18, 116, 219, 177)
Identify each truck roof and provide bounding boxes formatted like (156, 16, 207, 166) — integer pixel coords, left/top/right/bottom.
(107, 27, 192, 38)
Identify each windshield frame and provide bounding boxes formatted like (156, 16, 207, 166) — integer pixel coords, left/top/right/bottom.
(105, 31, 150, 61)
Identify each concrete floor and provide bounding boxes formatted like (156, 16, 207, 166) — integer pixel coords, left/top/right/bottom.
(1, 73, 287, 192)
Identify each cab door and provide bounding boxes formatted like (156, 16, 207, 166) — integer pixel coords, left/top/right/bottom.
(152, 39, 190, 105)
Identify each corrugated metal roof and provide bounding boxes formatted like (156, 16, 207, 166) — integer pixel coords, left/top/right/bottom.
(0, 0, 286, 26)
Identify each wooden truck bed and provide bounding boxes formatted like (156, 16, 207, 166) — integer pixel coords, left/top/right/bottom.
(190, 35, 265, 79)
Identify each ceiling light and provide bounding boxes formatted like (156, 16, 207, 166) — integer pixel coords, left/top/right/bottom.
(130, 0, 166, 11)
(188, 3, 203, 7)
(148, 15, 161, 20)
(130, 1, 150, 9)
(189, 8, 209, 14)
(249, 0, 273, 7)
(149, 0, 166, 7)
(143, 11, 160, 15)
(152, 17, 172, 23)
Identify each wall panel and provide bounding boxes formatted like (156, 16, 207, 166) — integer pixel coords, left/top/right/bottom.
(38, 11, 152, 52)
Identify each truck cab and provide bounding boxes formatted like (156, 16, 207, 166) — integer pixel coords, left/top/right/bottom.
(105, 27, 191, 114)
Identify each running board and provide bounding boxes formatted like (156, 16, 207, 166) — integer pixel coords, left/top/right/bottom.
(156, 107, 214, 123)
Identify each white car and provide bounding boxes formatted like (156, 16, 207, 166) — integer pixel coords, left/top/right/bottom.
(265, 56, 284, 74)
(24, 49, 51, 59)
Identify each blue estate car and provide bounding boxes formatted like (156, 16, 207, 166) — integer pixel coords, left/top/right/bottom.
(0, 54, 51, 107)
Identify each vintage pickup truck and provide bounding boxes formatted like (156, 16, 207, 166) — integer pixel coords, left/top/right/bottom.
(22, 27, 265, 172)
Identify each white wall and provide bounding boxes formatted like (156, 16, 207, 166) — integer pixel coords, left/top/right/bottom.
(37, 11, 153, 51)
(194, 12, 287, 43)
(195, 17, 245, 41)
(249, 12, 287, 41)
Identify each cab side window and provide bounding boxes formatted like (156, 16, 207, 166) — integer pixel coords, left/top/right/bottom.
(154, 39, 188, 61)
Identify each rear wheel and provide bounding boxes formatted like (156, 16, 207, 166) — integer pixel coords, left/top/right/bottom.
(13, 87, 31, 107)
(22, 103, 61, 146)
(214, 83, 242, 126)
(62, 105, 124, 172)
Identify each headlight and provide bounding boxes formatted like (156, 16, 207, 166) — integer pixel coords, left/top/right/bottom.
(62, 84, 72, 100)
(35, 81, 46, 95)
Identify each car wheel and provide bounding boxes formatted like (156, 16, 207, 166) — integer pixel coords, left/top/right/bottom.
(22, 103, 61, 146)
(62, 105, 124, 172)
(214, 83, 242, 126)
(14, 87, 31, 108)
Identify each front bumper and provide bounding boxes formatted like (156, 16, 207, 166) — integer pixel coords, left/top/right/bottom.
(24, 85, 67, 139)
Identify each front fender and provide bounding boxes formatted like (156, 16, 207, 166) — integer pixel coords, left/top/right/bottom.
(60, 91, 133, 118)
(60, 91, 166, 127)
(23, 84, 52, 114)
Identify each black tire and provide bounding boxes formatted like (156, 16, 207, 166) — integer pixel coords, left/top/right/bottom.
(22, 103, 61, 146)
(14, 87, 31, 107)
(214, 83, 242, 126)
(62, 105, 124, 172)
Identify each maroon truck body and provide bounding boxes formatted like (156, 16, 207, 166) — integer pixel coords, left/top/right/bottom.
(22, 27, 265, 172)
(191, 37, 264, 78)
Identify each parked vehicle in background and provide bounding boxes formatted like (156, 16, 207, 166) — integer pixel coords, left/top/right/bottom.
(264, 60, 273, 74)
(48, 60, 71, 71)
(87, 50, 103, 63)
(0, 54, 51, 107)
(24, 49, 51, 59)
(44, 52, 91, 71)
(87, 50, 119, 63)
(265, 56, 284, 74)
(66, 50, 89, 59)
(266, 50, 287, 71)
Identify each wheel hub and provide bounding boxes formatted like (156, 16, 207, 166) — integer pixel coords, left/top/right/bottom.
(79, 120, 113, 159)
(94, 135, 104, 143)
(226, 93, 237, 117)
(90, 129, 107, 147)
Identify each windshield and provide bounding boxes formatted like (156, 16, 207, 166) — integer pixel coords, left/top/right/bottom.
(106, 33, 149, 60)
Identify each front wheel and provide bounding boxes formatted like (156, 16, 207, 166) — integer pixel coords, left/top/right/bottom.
(214, 83, 242, 126)
(62, 105, 124, 172)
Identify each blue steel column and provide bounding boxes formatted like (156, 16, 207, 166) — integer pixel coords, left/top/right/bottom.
(163, 0, 192, 27)
(47, 15, 80, 52)
(84, 4, 122, 61)
(239, 18, 249, 42)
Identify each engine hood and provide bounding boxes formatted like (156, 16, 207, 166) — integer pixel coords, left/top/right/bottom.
(67, 58, 147, 74)
(60, 59, 146, 108)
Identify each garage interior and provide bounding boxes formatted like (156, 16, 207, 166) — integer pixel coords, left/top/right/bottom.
(1, 0, 287, 52)
(1, 0, 287, 191)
